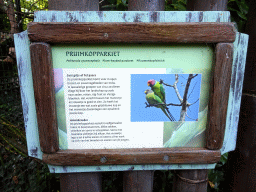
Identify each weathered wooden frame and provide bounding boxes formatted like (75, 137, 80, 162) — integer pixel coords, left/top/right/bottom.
(27, 22, 235, 166)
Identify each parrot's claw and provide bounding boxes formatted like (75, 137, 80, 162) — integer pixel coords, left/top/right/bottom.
(145, 102, 150, 108)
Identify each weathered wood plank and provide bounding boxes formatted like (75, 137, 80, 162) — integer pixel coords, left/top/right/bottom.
(206, 43, 234, 150)
(27, 22, 236, 44)
(42, 148, 221, 166)
(14, 31, 44, 159)
(221, 33, 249, 154)
(30, 42, 59, 153)
(33, 11, 231, 23)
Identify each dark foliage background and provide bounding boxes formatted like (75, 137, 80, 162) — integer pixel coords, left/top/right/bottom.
(0, 0, 249, 191)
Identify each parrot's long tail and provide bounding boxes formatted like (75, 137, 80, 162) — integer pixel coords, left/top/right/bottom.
(161, 107, 175, 121)
(165, 107, 176, 121)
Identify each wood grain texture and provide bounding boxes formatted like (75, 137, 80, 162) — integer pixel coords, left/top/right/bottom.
(123, 171, 154, 192)
(206, 43, 234, 150)
(42, 148, 221, 166)
(30, 42, 59, 153)
(60, 172, 102, 192)
(27, 22, 236, 44)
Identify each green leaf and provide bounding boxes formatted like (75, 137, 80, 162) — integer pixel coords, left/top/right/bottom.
(228, 7, 239, 12)
(236, 0, 248, 14)
(171, 3, 186, 11)
(164, 107, 208, 147)
(237, 11, 247, 20)
(107, 0, 116, 4)
(117, 3, 128, 11)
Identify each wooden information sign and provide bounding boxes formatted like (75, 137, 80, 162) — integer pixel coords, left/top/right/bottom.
(26, 21, 235, 166)
(14, 11, 248, 173)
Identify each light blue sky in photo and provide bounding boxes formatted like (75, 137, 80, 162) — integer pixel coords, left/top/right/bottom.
(131, 74, 201, 122)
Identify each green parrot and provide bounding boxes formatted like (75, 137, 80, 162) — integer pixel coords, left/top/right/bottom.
(145, 89, 175, 121)
(147, 79, 175, 121)
(147, 79, 166, 103)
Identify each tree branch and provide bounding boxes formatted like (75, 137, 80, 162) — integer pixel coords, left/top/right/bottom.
(188, 98, 199, 106)
(145, 102, 182, 108)
(161, 74, 183, 103)
(179, 74, 194, 121)
(2, 0, 18, 35)
(186, 113, 198, 121)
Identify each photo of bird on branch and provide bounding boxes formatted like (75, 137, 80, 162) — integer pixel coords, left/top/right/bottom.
(130, 73, 201, 122)
(145, 74, 200, 122)
(144, 89, 175, 121)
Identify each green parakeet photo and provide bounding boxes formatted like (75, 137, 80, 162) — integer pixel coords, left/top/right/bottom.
(147, 79, 166, 103)
(145, 89, 175, 121)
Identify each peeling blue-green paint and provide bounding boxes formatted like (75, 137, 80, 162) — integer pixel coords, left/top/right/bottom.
(14, 31, 43, 160)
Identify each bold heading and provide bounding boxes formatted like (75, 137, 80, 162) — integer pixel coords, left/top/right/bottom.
(66, 51, 120, 57)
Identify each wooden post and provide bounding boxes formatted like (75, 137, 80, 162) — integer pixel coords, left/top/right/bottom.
(60, 173, 102, 192)
(172, 170, 208, 192)
(172, 1, 229, 191)
(123, 170, 154, 192)
(47, 0, 102, 191)
(206, 43, 233, 150)
(30, 42, 59, 154)
(224, 1, 256, 191)
(187, 0, 228, 11)
(48, 0, 99, 11)
(122, 1, 165, 192)
(128, 0, 165, 11)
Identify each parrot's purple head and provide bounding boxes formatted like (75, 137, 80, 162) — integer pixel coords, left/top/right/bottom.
(147, 79, 155, 87)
